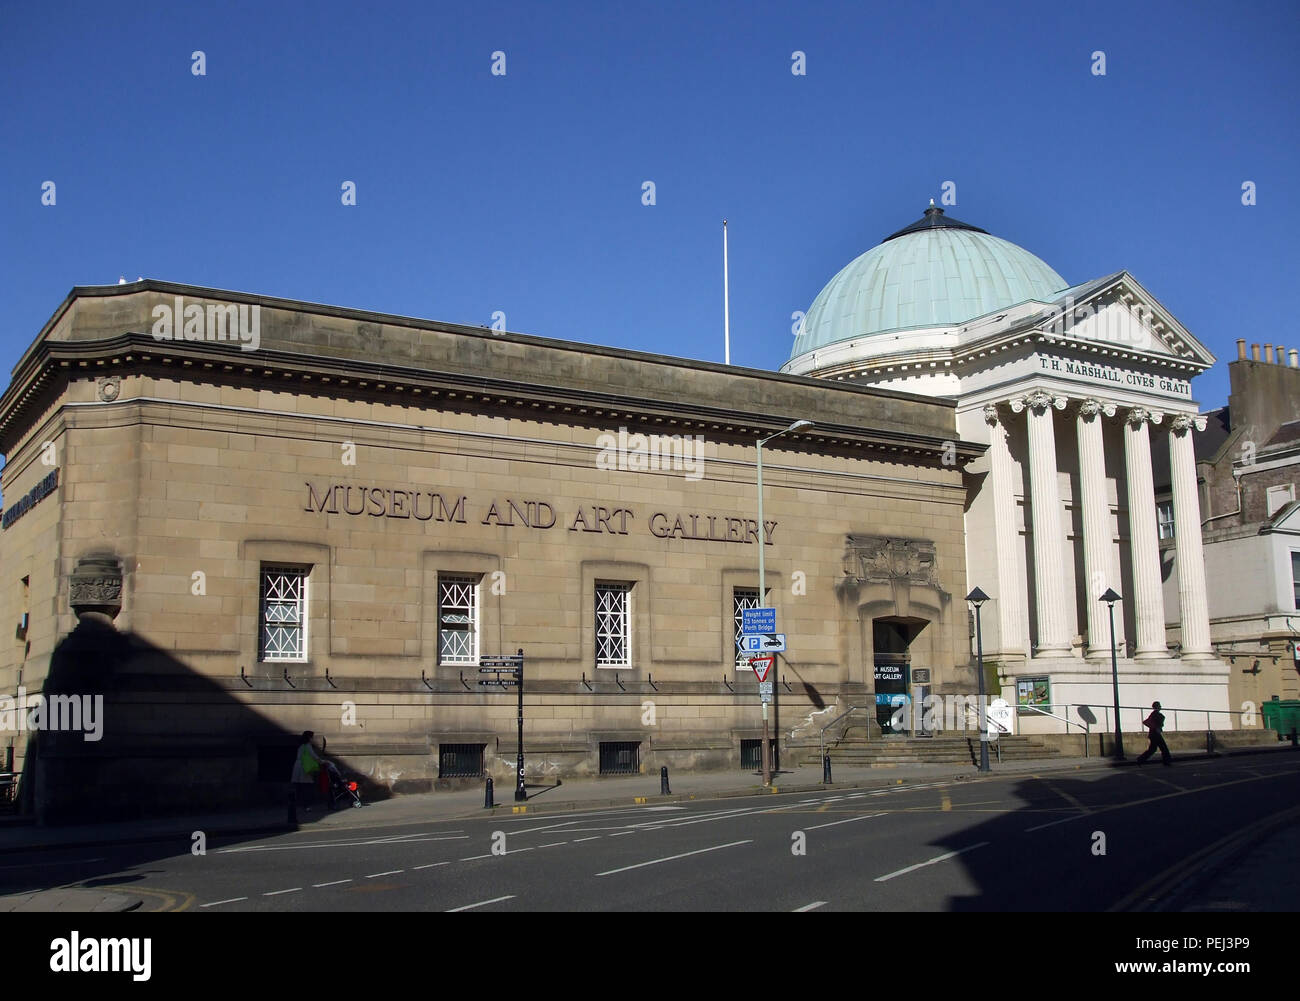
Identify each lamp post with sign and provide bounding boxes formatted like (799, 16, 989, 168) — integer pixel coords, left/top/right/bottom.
(479, 649, 526, 800)
(1100, 588, 1124, 760)
(966, 587, 991, 773)
(755, 419, 813, 783)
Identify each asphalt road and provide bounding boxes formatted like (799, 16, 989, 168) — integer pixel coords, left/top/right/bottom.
(5, 754, 1299, 911)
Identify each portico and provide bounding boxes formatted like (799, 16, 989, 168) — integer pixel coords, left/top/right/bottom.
(784, 204, 1232, 731)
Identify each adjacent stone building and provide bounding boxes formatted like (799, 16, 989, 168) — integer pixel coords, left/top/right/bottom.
(0, 279, 979, 819)
(1153, 340, 1300, 713)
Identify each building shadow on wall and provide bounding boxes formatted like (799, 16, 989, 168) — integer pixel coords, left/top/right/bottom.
(16, 611, 389, 828)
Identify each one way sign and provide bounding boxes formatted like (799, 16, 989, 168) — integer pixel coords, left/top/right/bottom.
(740, 633, 786, 653)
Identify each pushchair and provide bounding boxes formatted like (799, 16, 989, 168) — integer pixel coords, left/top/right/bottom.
(323, 760, 363, 810)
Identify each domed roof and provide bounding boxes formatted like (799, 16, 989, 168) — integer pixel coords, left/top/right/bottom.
(791, 204, 1068, 359)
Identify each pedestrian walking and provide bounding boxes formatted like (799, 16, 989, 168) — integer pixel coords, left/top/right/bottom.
(1136, 701, 1172, 766)
(290, 730, 324, 810)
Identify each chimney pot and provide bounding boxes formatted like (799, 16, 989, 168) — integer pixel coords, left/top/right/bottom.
(1252, 344, 1261, 361)
(1237, 338, 1247, 360)
(1291, 349, 1299, 368)
(1266, 345, 1276, 364)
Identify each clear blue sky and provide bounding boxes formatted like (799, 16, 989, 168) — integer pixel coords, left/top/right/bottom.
(2, 0, 1296, 411)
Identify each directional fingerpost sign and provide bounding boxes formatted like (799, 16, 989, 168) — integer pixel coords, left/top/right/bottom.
(740, 633, 786, 653)
(750, 655, 774, 683)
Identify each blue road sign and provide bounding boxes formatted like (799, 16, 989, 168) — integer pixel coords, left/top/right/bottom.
(740, 633, 786, 653)
(741, 607, 776, 633)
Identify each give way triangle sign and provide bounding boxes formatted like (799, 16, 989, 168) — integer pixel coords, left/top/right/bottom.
(750, 655, 774, 683)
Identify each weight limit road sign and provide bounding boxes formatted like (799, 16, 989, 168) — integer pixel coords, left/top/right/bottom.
(741, 607, 776, 634)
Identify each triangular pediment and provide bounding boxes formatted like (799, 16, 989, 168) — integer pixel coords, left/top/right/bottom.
(1031, 272, 1216, 369)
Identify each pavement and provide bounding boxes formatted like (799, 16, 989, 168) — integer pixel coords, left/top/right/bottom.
(1, 743, 1294, 911)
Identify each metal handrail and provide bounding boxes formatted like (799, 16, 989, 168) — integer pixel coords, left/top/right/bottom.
(819, 705, 873, 761)
(1018, 705, 1091, 757)
(1012, 702, 1256, 736)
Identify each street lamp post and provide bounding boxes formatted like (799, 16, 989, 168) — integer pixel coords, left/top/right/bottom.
(1100, 588, 1124, 760)
(756, 419, 813, 786)
(966, 587, 991, 773)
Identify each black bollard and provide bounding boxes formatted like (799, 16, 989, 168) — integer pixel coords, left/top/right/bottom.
(484, 776, 495, 809)
(660, 765, 670, 796)
(1291, 727, 1298, 747)
(287, 790, 298, 826)
(1206, 730, 1215, 754)
(823, 754, 832, 784)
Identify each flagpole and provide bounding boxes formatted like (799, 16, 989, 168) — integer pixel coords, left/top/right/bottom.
(723, 220, 730, 365)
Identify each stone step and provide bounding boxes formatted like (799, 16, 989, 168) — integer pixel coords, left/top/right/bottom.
(796, 735, 1063, 768)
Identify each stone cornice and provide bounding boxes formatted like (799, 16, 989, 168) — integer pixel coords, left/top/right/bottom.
(0, 332, 986, 464)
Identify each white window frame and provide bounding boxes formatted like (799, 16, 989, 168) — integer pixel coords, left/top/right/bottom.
(595, 582, 632, 668)
(734, 587, 760, 669)
(1292, 551, 1300, 611)
(1157, 501, 1175, 540)
(259, 565, 309, 662)
(437, 574, 480, 666)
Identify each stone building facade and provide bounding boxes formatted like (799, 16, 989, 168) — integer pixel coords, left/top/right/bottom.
(1153, 340, 1300, 712)
(784, 204, 1231, 734)
(0, 280, 979, 819)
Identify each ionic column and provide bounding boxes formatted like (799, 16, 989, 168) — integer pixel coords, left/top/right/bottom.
(983, 404, 1027, 657)
(1010, 391, 1070, 654)
(1076, 399, 1122, 656)
(1169, 414, 1212, 655)
(1124, 407, 1167, 658)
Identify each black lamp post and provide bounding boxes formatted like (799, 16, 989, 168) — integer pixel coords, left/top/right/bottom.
(966, 587, 991, 773)
(1100, 588, 1124, 760)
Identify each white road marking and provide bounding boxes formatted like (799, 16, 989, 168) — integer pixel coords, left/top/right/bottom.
(572, 836, 601, 843)
(460, 854, 494, 861)
(793, 901, 828, 912)
(505, 847, 535, 854)
(874, 842, 989, 882)
(264, 887, 302, 896)
(366, 870, 404, 878)
(642, 806, 687, 811)
(412, 862, 450, 870)
(220, 834, 468, 853)
(596, 840, 753, 877)
(312, 879, 352, 888)
(806, 813, 886, 831)
(447, 894, 516, 912)
(536, 841, 568, 849)
(629, 804, 790, 831)
(201, 897, 248, 907)
(1025, 814, 1086, 833)
(609, 831, 635, 837)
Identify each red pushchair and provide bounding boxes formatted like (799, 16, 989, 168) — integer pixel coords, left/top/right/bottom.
(323, 760, 362, 810)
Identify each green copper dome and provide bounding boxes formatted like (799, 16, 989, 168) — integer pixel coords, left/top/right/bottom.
(791, 205, 1068, 359)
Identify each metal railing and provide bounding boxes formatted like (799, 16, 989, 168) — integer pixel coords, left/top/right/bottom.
(818, 705, 876, 762)
(1007, 703, 1256, 737)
